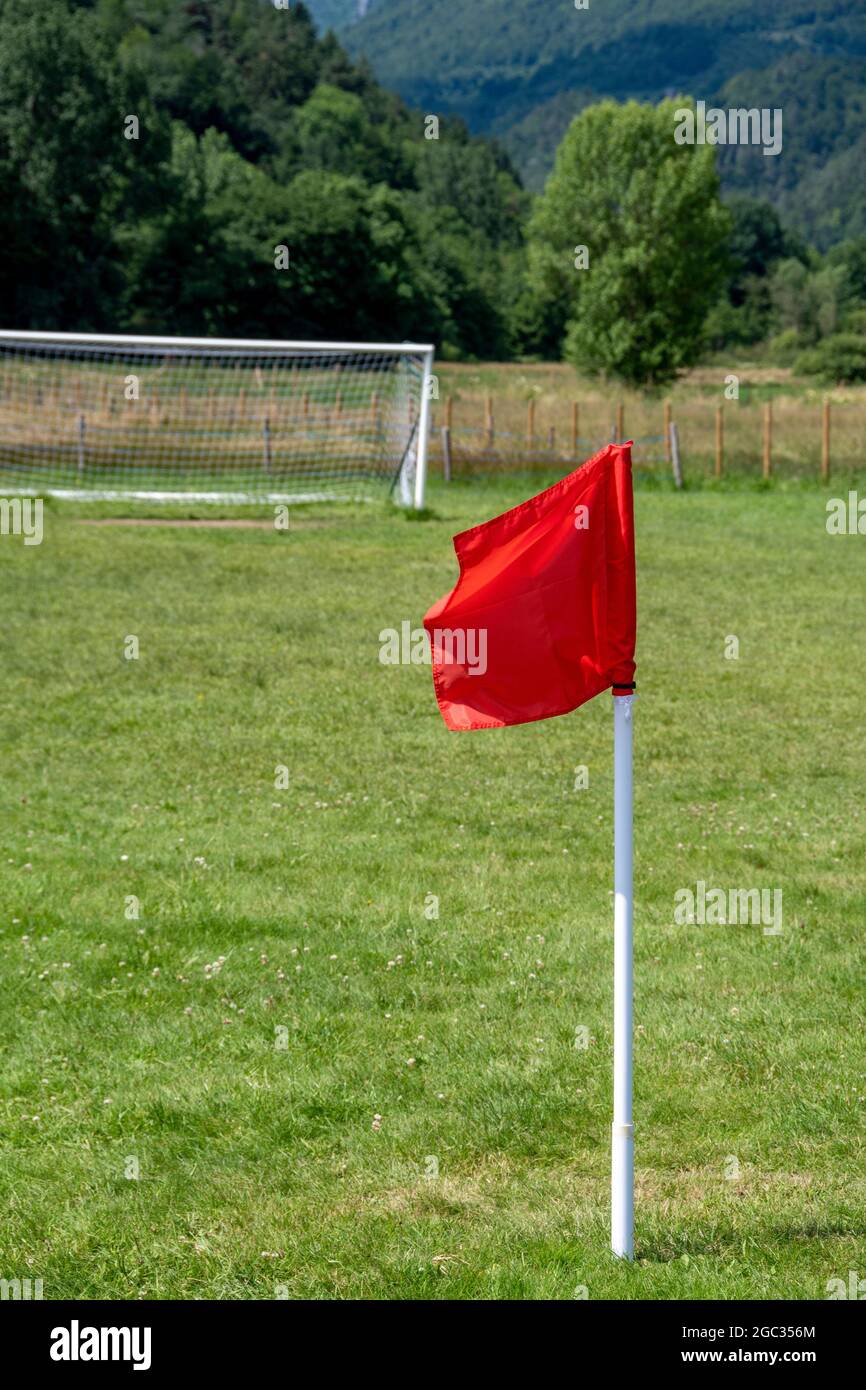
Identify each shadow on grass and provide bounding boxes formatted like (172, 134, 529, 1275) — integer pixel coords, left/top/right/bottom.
(637, 1214, 864, 1265)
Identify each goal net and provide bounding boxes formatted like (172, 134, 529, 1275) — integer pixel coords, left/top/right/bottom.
(0, 332, 434, 506)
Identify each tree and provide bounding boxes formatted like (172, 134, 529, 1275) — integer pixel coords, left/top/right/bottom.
(527, 99, 731, 388)
(411, 123, 526, 249)
(794, 334, 866, 386)
(121, 124, 435, 339)
(827, 237, 866, 319)
(286, 83, 408, 186)
(768, 257, 846, 344)
(117, 124, 248, 336)
(725, 196, 807, 286)
(704, 196, 807, 349)
(0, 0, 166, 328)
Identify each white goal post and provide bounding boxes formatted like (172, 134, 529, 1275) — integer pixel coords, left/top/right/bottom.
(0, 331, 435, 507)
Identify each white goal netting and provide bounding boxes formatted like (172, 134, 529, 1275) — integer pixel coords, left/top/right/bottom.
(0, 333, 434, 505)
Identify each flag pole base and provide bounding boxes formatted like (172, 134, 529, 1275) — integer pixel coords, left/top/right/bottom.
(611, 1122, 634, 1259)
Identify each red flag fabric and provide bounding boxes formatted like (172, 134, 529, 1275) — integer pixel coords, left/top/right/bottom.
(423, 443, 636, 730)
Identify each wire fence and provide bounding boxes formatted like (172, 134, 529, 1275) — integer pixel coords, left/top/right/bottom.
(429, 394, 866, 481)
(431, 423, 666, 477)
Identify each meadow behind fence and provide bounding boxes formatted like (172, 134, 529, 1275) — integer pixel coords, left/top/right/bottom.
(430, 365, 866, 482)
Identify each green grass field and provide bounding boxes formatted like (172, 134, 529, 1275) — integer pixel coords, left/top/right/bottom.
(1, 474, 864, 1300)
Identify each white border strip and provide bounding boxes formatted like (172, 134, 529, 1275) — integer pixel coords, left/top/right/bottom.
(0, 330, 434, 355)
(0, 487, 376, 505)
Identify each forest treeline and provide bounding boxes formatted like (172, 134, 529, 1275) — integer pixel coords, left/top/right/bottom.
(0, 0, 527, 355)
(1, 0, 865, 385)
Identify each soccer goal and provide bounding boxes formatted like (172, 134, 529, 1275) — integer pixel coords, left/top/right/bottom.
(0, 331, 435, 507)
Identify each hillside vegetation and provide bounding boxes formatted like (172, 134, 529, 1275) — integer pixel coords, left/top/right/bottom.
(3, 1, 865, 382)
(0, 0, 526, 355)
(329, 0, 866, 248)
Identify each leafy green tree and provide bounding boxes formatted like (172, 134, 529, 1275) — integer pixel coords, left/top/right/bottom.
(725, 196, 807, 283)
(411, 123, 526, 249)
(117, 124, 250, 336)
(703, 279, 772, 351)
(704, 196, 807, 349)
(401, 203, 511, 357)
(527, 100, 730, 388)
(0, 0, 166, 327)
(285, 83, 409, 186)
(99, 0, 323, 161)
(273, 170, 427, 339)
(121, 123, 440, 340)
(794, 333, 866, 385)
(827, 237, 866, 321)
(768, 257, 846, 344)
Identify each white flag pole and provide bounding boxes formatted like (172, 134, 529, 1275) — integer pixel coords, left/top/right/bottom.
(611, 690, 635, 1259)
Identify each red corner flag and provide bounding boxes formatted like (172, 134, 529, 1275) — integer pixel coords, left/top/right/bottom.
(423, 443, 636, 730)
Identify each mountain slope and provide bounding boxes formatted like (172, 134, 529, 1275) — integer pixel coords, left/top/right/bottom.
(319, 0, 866, 246)
(304, 0, 371, 31)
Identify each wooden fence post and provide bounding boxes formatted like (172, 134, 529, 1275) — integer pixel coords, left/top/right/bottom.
(763, 401, 772, 479)
(715, 404, 724, 479)
(485, 393, 494, 449)
(548, 425, 556, 452)
(571, 402, 579, 457)
(445, 395, 453, 432)
(526, 398, 535, 452)
(821, 399, 831, 482)
(664, 401, 672, 462)
(670, 421, 683, 489)
(441, 426, 452, 482)
(616, 402, 624, 442)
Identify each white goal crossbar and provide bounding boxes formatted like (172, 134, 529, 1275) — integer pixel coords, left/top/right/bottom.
(0, 332, 435, 507)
